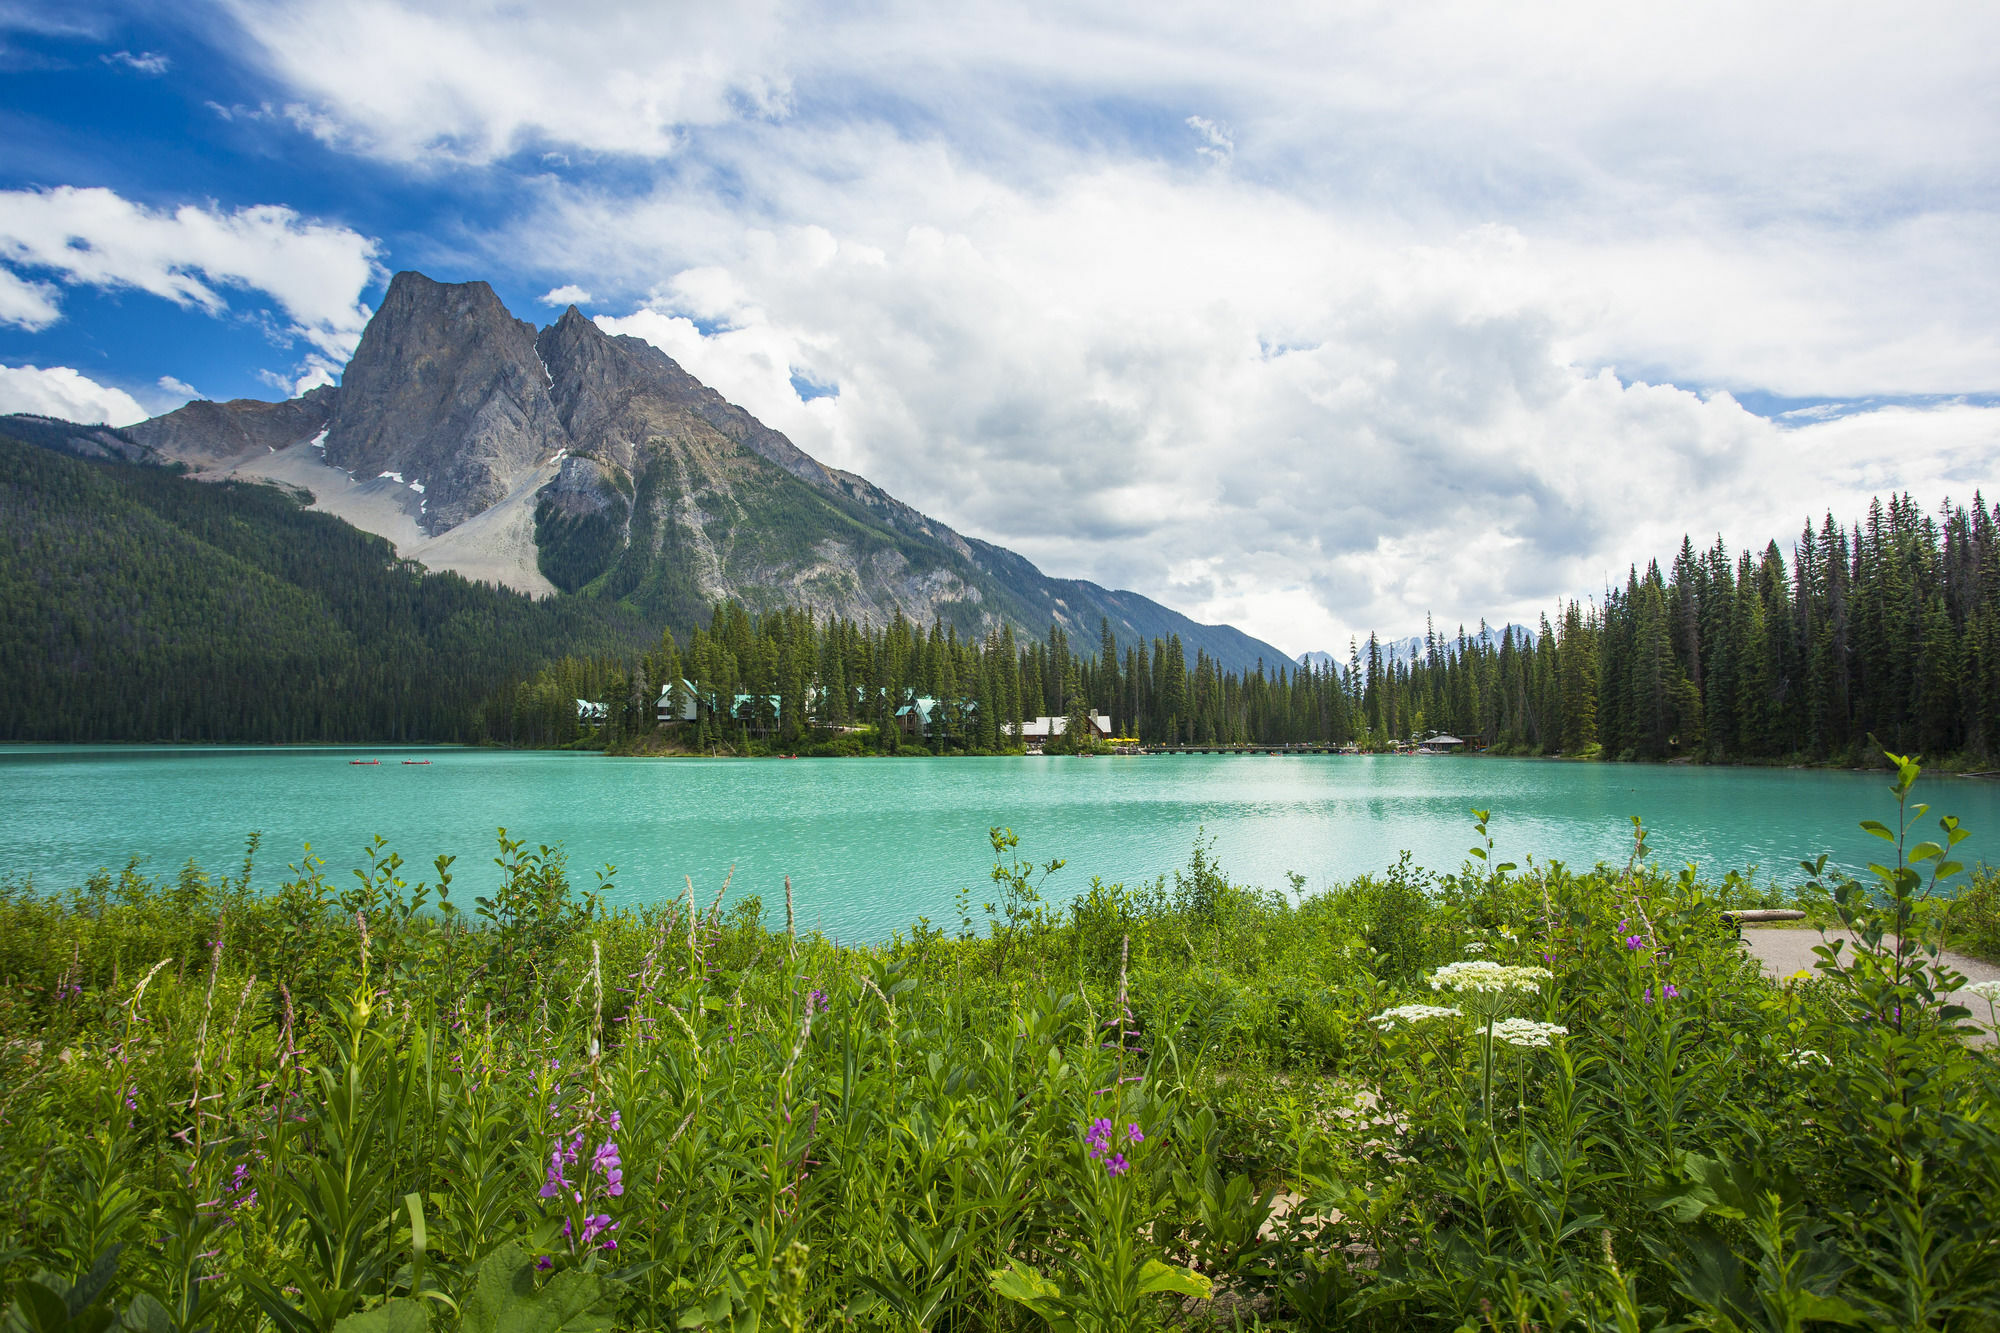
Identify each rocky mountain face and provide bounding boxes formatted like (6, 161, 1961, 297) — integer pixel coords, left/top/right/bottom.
(324, 276, 569, 532)
(125, 386, 337, 470)
(16, 271, 1292, 673)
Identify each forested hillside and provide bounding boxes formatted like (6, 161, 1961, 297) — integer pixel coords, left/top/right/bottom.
(0, 436, 653, 743)
(532, 493, 2000, 765)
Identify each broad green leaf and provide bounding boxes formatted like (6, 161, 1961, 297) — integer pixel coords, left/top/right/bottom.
(118, 1295, 173, 1333)
(1791, 1292, 1864, 1325)
(989, 1260, 1070, 1325)
(1136, 1260, 1213, 1299)
(6, 1280, 68, 1333)
(332, 1300, 429, 1333)
(462, 1241, 612, 1333)
(1858, 821, 1894, 842)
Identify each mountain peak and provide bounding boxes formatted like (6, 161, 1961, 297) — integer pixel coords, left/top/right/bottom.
(326, 270, 569, 531)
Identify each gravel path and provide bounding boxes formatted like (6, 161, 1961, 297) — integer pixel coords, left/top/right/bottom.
(1738, 926, 2000, 1045)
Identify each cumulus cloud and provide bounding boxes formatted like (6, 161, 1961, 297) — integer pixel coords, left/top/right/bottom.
(157, 375, 202, 400)
(0, 363, 148, 426)
(160, 4, 2000, 647)
(0, 186, 381, 365)
(548, 146, 2000, 652)
(540, 283, 592, 306)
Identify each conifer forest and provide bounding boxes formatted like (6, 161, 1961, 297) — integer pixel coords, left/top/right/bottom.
(494, 493, 2000, 766)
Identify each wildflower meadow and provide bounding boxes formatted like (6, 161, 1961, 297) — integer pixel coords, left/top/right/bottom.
(1, 752, 1996, 1331)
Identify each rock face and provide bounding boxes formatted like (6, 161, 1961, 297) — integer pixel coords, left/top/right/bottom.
(124, 386, 337, 470)
(30, 270, 1293, 671)
(324, 273, 571, 532)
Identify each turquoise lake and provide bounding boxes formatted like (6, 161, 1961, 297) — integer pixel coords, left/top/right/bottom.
(2, 747, 1995, 940)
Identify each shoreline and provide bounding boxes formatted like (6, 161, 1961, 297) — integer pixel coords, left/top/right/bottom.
(7, 736, 1999, 779)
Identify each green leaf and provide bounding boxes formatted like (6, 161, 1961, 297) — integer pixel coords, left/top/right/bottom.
(332, 1300, 429, 1333)
(117, 1296, 172, 1333)
(988, 1260, 1073, 1327)
(6, 1280, 68, 1333)
(1136, 1260, 1213, 1299)
(1643, 1180, 1712, 1224)
(1859, 821, 1895, 842)
(462, 1242, 613, 1333)
(1790, 1292, 1865, 1325)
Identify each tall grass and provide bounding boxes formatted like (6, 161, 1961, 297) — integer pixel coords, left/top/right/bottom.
(1, 756, 1996, 1331)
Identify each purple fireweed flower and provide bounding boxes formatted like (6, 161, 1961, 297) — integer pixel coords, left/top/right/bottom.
(1664, 983, 1680, 999)
(592, 1141, 624, 1197)
(1125, 1123, 1144, 1144)
(540, 1149, 569, 1199)
(1624, 935, 1645, 950)
(608, 1110, 622, 1131)
(580, 1214, 617, 1246)
(535, 1255, 553, 1272)
(1105, 1154, 1130, 1178)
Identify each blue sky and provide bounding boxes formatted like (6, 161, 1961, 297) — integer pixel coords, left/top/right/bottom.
(3, 1, 1997, 654)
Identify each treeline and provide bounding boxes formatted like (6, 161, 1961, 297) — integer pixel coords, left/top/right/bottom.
(0, 437, 653, 743)
(527, 492, 2000, 764)
(1403, 491, 2000, 762)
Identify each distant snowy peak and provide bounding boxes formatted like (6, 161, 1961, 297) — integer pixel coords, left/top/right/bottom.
(1297, 624, 1536, 672)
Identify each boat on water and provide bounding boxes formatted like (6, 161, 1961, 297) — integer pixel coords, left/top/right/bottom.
(401, 759, 431, 765)
(349, 759, 379, 766)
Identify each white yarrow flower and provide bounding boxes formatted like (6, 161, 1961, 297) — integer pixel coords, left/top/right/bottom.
(1783, 1049, 1832, 1068)
(1491, 1018, 1567, 1048)
(1463, 941, 1488, 954)
(1966, 980, 2000, 1003)
(1429, 960, 1554, 994)
(1373, 1004, 1462, 1030)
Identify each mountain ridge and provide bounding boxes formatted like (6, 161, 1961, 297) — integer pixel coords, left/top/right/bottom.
(5, 270, 1293, 673)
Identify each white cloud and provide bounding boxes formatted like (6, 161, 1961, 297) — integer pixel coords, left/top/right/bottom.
(0, 186, 381, 365)
(219, 0, 794, 163)
(1185, 115, 1231, 163)
(556, 149, 2000, 653)
(540, 283, 592, 306)
(291, 359, 339, 394)
(0, 363, 148, 426)
(103, 50, 171, 75)
(157, 375, 201, 400)
(0, 265, 59, 329)
(183, 4, 2000, 648)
